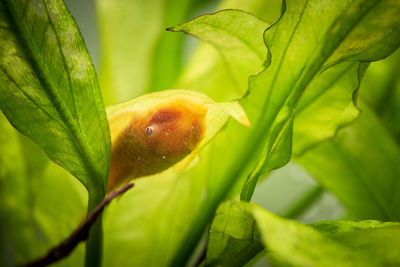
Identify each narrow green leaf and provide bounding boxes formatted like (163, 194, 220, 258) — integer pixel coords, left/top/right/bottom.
(0, 0, 110, 191)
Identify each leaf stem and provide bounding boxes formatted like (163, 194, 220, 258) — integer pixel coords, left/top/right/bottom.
(85, 188, 106, 267)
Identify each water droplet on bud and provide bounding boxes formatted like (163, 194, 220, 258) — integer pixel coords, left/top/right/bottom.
(145, 126, 153, 136)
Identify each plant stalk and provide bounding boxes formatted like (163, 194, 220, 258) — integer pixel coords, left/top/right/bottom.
(85, 189, 105, 267)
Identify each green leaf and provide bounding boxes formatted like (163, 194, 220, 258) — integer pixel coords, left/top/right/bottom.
(292, 61, 364, 155)
(359, 49, 400, 142)
(203, 200, 400, 267)
(204, 201, 263, 267)
(295, 50, 400, 221)
(312, 221, 400, 265)
(0, 0, 110, 191)
(252, 204, 400, 267)
(296, 101, 400, 220)
(239, 0, 400, 201)
(170, 9, 269, 101)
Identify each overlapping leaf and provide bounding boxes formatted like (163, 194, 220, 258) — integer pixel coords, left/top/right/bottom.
(296, 50, 400, 220)
(204, 201, 400, 267)
(252, 204, 400, 267)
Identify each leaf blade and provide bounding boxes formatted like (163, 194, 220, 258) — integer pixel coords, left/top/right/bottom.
(0, 0, 110, 190)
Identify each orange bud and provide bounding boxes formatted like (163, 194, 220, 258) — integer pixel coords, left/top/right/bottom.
(107, 95, 208, 192)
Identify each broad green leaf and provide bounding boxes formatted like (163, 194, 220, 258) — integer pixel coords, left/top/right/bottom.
(96, 0, 198, 104)
(169, 1, 400, 265)
(292, 61, 364, 155)
(252, 204, 400, 267)
(219, 0, 282, 25)
(359, 49, 400, 142)
(295, 49, 400, 221)
(313, 220, 400, 266)
(0, 0, 110, 191)
(252, 205, 366, 267)
(204, 201, 263, 267)
(296, 101, 400, 221)
(0, 113, 87, 266)
(175, 0, 282, 102)
(202, 200, 400, 267)
(239, 0, 400, 200)
(170, 9, 269, 101)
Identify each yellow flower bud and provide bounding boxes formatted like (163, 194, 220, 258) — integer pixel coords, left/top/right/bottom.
(107, 95, 208, 191)
(105, 89, 250, 192)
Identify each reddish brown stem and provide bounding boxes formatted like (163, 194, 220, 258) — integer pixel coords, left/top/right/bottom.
(21, 183, 135, 267)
